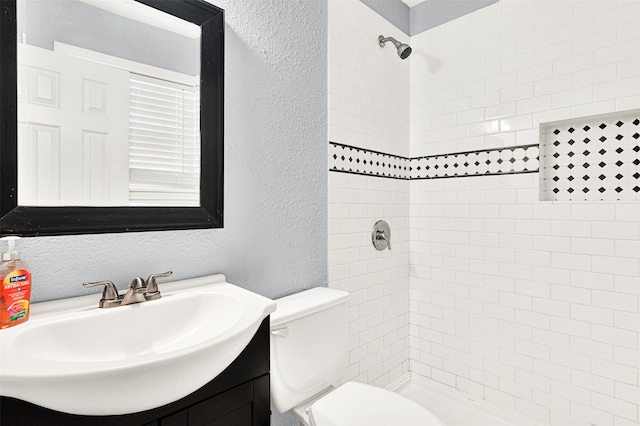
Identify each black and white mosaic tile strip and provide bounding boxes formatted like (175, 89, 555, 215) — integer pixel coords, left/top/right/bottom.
(410, 145, 539, 180)
(329, 142, 539, 180)
(329, 142, 410, 179)
(540, 109, 640, 201)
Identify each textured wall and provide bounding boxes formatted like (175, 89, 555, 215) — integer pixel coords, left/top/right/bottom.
(410, 1, 640, 425)
(20, 0, 328, 305)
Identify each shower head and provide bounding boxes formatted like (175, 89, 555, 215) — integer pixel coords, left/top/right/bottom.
(378, 35, 412, 60)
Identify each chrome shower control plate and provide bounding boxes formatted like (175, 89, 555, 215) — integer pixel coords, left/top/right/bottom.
(372, 220, 391, 251)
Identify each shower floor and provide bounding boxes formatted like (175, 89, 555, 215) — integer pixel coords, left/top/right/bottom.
(393, 375, 546, 426)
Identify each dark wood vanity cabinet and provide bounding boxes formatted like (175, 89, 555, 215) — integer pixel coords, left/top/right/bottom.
(0, 318, 271, 426)
(158, 376, 268, 426)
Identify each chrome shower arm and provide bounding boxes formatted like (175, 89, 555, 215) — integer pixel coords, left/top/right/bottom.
(378, 35, 412, 60)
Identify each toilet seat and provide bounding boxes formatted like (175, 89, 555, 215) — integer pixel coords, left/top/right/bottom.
(305, 381, 445, 426)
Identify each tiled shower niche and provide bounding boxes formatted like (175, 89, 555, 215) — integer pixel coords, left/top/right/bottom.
(540, 109, 640, 201)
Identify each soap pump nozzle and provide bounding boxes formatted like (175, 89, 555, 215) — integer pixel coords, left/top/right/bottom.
(1, 236, 22, 261)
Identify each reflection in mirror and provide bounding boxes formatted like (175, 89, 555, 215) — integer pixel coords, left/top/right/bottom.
(0, 0, 224, 236)
(17, 0, 201, 207)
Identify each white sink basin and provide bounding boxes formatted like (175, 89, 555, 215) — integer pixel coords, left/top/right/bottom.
(0, 274, 276, 415)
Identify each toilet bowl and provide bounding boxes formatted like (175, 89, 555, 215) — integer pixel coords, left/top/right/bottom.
(270, 287, 444, 426)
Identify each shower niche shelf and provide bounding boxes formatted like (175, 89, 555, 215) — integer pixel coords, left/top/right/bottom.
(539, 109, 640, 201)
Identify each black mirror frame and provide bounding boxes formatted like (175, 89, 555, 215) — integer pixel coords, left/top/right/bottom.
(0, 0, 224, 236)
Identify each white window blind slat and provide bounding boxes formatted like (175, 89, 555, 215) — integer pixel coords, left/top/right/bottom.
(129, 132, 196, 144)
(129, 73, 200, 206)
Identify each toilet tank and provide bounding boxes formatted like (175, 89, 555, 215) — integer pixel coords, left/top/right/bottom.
(270, 287, 349, 413)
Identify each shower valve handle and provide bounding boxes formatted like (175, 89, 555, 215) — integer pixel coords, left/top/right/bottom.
(372, 220, 392, 251)
(376, 231, 391, 250)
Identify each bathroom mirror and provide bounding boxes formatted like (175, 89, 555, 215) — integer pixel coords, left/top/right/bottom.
(0, 0, 224, 236)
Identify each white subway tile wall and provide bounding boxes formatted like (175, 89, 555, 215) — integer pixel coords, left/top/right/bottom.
(410, 1, 640, 426)
(328, 0, 410, 158)
(329, 172, 411, 386)
(328, 0, 411, 387)
(330, 0, 639, 424)
(411, 175, 640, 426)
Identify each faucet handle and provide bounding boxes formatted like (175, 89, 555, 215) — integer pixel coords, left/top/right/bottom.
(83, 280, 119, 301)
(145, 271, 173, 297)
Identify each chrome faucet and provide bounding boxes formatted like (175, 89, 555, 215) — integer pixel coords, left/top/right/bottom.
(83, 271, 173, 308)
(120, 277, 147, 305)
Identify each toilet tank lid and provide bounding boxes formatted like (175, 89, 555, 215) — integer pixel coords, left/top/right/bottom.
(271, 287, 349, 328)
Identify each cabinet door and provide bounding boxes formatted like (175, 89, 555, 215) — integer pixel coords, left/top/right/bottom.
(160, 411, 187, 426)
(205, 405, 251, 426)
(188, 382, 252, 426)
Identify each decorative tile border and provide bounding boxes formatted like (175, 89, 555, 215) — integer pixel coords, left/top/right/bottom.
(411, 144, 539, 180)
(540, 109, 640, 201)
(329, 142, 410, 179)
(329, 142, 539, 180)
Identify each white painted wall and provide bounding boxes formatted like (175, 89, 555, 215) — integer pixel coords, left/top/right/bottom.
(19, 0, 328, 305)
(410, 1, 640, 425)
(328, 0, 411, 388)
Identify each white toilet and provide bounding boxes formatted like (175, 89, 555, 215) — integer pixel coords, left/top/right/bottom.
(270, 287, 445, 426)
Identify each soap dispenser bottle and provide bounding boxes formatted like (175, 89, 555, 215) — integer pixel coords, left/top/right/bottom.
(0, 236, 32, 329)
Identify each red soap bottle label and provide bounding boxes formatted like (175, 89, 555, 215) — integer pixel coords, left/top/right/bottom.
(1, 269, 31, 328)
